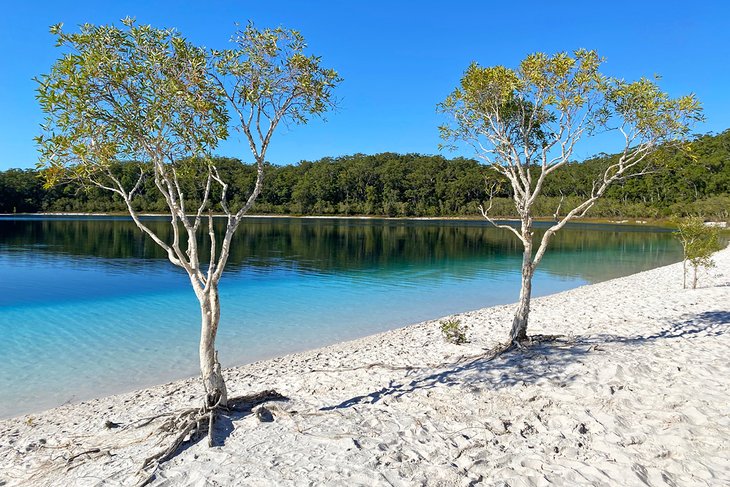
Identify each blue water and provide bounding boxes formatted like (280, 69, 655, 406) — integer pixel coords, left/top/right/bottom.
(0, 216, 682, 418)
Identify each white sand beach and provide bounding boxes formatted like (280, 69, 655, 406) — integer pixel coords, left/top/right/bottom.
(1, 248, 728, 486)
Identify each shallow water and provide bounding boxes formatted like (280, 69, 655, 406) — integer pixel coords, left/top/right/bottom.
(0, 216, 682, 418)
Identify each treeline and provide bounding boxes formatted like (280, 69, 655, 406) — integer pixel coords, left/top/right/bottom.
(1, 130, 729, 220)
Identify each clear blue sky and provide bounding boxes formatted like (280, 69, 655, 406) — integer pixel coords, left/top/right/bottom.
(1, 0, 728, 170)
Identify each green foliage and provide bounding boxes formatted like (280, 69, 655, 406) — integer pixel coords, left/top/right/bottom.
(36, 19, 227, 188)
(0, 170, 45, 213)
(2, 129, 729, 218)
(439, 49, 702, 163)
(440, 319, 468, 345)
(211, 22, 341, 164)
(439, 50, 604, 155)
(438, 48, 703, 247)
(672, 216, 724, 289)
(33, 19, 341, 220)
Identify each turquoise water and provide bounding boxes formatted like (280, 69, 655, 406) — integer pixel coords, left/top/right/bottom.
(0, 216, 682, 418)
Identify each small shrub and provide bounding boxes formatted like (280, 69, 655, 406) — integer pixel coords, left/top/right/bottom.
(440, 319, 468, 345)
(672, 216, 724, 289)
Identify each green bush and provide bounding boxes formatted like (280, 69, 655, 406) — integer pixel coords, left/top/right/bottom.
(440, 319, 468, 345)
(672, 216, 724, 289)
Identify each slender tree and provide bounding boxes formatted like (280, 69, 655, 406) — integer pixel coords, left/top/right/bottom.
(36, 19, 339, 417)
(439, 49, 702, 346)
(673, 216, 723, 289)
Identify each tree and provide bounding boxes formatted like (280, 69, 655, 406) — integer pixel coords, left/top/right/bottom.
(0, 169, 44, 212)
(439, 49, 702, 346)
(673, 217, 723, 289)
(36, 17, 339, 448)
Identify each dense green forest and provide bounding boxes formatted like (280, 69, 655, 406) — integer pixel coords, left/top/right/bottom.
(1, 130, 729, 220)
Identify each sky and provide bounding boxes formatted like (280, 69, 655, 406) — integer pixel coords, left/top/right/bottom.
(1, 0, 729, 170)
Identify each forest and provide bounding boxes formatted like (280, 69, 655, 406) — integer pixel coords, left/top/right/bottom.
(1, 130, 729, 220)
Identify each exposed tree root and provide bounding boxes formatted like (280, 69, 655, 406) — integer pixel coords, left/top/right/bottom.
(504, 333, 572, 352)
(130, 389, 286, 486)
(508, 333, 572, 350)
(65, 447, 101, 464)
(64, 447, 110, 470)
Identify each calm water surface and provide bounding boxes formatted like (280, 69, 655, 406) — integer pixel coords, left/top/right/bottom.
(0, 216, 682, 418)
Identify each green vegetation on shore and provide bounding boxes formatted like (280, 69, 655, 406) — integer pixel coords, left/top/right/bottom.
(2, 130, 728, 220)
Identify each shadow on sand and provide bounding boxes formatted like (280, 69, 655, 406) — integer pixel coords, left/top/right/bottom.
(210, 391, 288, 446)
(320, 310, 729, 412)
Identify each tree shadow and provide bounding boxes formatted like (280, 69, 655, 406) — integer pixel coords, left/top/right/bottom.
(590, 310, 730, 345)
(320, 310, 729, 412)
(209, 391, 287, 446)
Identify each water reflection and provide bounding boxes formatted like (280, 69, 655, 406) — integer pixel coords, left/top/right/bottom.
(0, 216, 680, 281)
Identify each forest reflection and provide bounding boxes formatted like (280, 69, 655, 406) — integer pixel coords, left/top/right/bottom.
(0, 216, 682, 284)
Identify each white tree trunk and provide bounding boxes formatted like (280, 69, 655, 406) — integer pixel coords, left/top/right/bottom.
(510, 223, 534, 344)
(199, 285, 228, 408)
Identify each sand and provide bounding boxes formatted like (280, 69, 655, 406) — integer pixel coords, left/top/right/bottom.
(1, 248, 728, 486)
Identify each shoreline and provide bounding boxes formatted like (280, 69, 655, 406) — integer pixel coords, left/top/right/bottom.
(1, 248, 728, 485)
(0, 211, 683, 228)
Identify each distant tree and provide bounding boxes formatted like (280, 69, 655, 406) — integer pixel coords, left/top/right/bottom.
(36, 18, 339, 464)
(673, 217, 723, 289)
(4, 127, 729, 218)
(439, 49, 702, 346)
(0, 169, 44, 213)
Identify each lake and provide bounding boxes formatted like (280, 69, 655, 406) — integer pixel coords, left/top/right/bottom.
(0, 216, 682, 418)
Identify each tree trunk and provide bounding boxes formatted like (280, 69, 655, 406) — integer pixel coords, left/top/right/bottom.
(199, 285, 228, 408)
(510, 229, 534, 344)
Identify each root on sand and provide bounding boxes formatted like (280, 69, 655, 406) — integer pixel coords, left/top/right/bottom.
(130, 389, 286, 486)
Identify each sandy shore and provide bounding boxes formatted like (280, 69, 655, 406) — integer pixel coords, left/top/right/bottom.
(1, 248, 728, 486)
